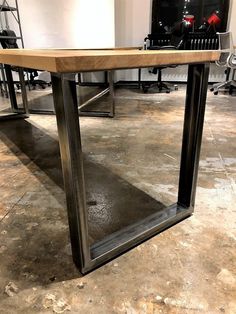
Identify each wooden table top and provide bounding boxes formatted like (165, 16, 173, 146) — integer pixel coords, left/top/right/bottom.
(0, 48, 220, 73)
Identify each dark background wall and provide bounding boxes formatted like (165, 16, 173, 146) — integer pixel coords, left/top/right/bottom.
(152, 0, 230, 33)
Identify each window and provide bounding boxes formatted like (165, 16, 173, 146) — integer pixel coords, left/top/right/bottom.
(152, 0, 230, 33)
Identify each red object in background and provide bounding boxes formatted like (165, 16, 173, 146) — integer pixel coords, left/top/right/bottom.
(184, 15, 195, 26)
(208, 12, 221, 25)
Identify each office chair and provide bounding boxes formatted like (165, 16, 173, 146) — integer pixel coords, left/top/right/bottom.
(210, 31, 236, 95)
(141, 33, 178, 93)
(0, 29, 48, 89)
(181, 32, 219, 50)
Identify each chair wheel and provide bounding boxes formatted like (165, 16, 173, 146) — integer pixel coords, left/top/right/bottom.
(142, 84, 148, 93)
(210, 87, 214, 92)
(214, 91, 218, 95)
(143, 87, 148, 93)
(166, 90, 170, 94)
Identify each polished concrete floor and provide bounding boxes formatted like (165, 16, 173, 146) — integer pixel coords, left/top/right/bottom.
(0, 85, 235, 313)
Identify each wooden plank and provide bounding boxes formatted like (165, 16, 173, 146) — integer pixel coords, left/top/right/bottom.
(0, 49, 220, 73)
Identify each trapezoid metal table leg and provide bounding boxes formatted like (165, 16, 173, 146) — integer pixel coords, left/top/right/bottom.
(0, 66, 29, 121)
(79, 70, 115, 118)
(50, 63, 210, 274)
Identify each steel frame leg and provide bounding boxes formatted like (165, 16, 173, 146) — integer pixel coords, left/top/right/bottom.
(29, 71, 115, 117)
(51, 63, 210, 274)
(0, 63, 9, 98)
(79, 70, 115, 118)
(178, 63, 210, 208)
(0, 66, 29, 121)
(51, 73, 90, 272)
(5, 65, 18, 112)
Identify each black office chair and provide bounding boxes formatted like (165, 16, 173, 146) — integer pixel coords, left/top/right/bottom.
(142, 33, 178, 93)
(181, 32, 219, 50)
(0, 29, 47, 89)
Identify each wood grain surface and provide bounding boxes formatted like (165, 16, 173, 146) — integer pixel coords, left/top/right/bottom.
(0, 48, 220, 73)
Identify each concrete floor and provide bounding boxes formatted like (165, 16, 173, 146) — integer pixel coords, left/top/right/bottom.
(0, 85, 235, 313)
